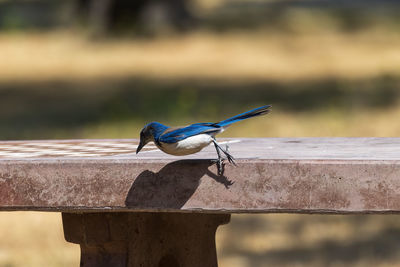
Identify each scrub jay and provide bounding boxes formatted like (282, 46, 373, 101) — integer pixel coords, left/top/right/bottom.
(136, 105, 271, 175)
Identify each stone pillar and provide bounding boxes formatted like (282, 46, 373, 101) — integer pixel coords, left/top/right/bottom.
(62, 212, 230, 267)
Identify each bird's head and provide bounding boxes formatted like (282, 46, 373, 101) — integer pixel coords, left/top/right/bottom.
(136, 122, 168, 154)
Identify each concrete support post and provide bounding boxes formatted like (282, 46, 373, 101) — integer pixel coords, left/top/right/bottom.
(62, 212, 230, 267)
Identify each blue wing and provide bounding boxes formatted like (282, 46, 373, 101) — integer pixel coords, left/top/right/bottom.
(158, 105, 271, 144)
(159, 123, 221, 144)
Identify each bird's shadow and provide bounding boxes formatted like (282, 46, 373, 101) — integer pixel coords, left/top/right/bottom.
(125, 160, 233, 209)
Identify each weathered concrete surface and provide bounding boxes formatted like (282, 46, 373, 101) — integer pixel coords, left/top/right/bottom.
(62, 212, 230, 267)
(1, 138, 400, 213)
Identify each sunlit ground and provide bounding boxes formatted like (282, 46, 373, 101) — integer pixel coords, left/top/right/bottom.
(0, 212, 78, 267)
(1, 6, 400, 265)
(1, 30, 400, 82)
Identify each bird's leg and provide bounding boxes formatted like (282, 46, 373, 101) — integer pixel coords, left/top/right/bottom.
(213, 141, 225, 175)
(212, 139, 237, 166)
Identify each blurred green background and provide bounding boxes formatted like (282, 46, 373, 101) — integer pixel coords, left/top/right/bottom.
(0, 0, 400, 266)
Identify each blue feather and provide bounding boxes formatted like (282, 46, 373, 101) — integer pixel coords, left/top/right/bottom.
(215, 105, 271, 127)
(159, 123, 221, 143)
(157, 105, 271, 144)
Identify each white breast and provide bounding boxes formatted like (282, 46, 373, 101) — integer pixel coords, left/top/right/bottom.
(158, 134, 213, 156)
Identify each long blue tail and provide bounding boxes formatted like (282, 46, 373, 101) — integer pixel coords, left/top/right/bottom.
(215, 105, 271, 127)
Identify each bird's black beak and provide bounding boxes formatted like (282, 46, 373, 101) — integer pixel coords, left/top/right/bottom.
(136, 139, 145, 154)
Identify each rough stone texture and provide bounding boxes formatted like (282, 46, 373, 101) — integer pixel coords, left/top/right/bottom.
(62, 212, 230, 267)
(0, 138, 400, 213)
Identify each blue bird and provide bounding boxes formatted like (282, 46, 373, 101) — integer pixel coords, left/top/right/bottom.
(136, 105, 271, 174)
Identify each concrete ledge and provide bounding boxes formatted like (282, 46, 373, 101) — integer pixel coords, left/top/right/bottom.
(1, 138, 400, 213)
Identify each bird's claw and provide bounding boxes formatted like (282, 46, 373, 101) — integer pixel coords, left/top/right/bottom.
(217, 158, 225, 176)
(223, 144, 237, 166)
(212, 157, 236, 175)
(226, 154, 237, 166)
(211, 158, 225, 176)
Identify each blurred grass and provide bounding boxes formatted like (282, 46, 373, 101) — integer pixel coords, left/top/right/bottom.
(1, 31, 400, 82)
(217, 214, 400, 267)
(0, 30, 400, 139)
(1, 1, 400, 266)
(2, 76, 400, 139)
(0, 212, 79, 267)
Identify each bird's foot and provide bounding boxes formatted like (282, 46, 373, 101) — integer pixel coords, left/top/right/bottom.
(225, 153, 236, 166)
(211, 158, 225, 176)
(221, 144, 237, 166)
(222, 149, 236, 166)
